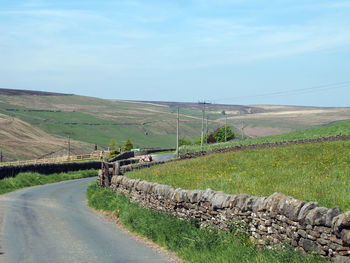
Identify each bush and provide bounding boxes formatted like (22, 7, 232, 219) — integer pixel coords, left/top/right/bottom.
(123, 138, 133, 151)
(179, 137, 193, 146)
(108, 149, 120, 159)
(213, 126, 235, 142)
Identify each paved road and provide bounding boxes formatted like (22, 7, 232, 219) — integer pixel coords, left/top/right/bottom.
(151, 153, 175, 162)
(0, 177, 172, 263)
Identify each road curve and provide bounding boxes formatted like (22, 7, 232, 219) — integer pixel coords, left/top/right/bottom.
(0, 178, 173, 263)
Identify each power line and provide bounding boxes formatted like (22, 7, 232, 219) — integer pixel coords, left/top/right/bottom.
(213, 81, 350, 103)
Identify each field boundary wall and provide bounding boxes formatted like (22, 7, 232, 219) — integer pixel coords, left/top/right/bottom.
(98, 157, 350, 262)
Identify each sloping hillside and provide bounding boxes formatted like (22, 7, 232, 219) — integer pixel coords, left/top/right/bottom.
(0, 88, 349, 160)
(0, 113, 93, 161)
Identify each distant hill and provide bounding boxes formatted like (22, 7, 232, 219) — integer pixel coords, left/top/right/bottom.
(0, 88, 72, 96)
(0, 89, 349, 160)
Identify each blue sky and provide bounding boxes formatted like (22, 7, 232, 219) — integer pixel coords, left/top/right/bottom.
(0, 0, 350, 106)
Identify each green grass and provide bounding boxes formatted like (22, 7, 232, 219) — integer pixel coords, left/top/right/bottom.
(87, 182, 327, 263)
(0, 169, 97, 195)
(128, 140, 350, 211)
(180, 120, 350, 154)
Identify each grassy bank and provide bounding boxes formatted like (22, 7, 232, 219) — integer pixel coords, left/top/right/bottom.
(87, 182, 327, 263)
(0, 169, 97, 195)
(128, 140, 350, 211)
(180, 120, 350, 154)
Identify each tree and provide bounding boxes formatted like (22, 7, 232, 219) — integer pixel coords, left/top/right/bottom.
(123, 138, 134, 151)
(109, 138, 117, 150)
(179, 137, 193, 146)
(213, 126, 235, 142)
(221, 110, 226, 115)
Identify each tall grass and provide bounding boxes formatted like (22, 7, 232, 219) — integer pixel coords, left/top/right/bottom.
(128, 140, 350, 211)
(180, 120, 350, 154)
(87, 182, 327, 263)
(0, 169, 97, 195)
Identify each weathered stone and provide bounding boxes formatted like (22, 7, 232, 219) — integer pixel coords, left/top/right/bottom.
(317, 238, 328, 246)
(299, 238, 318, 252)
(335, 256, 350, 263)
(189, 190, 204, 203)
(263, 193, 287, 213)
(298, 229, 307, 238)
(231, 194, 250, 209)
(297, 202, 319, 224)
(340, 229, 350, 245)
(303, 207, 327, 226)
(326, 206, 341, 227)
(330, 235, 344, 246)
(258, 225, 268, 232)
(333, 211, 350, 238)
(211, 193, 230, 209)
(307, 230, 320, 238)
(277, 196, 305, 221)
(252, 197, 266, 213)
(242, 196, 258, 212)
(171, 188, 183, 202)
(201, 188, 216, 202)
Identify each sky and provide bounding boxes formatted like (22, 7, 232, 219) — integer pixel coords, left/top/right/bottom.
(0, 0, 350, 107)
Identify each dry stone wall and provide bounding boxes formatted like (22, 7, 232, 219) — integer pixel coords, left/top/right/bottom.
(106, 174, 350, 262)
(180, 135, 350, 160)
(0, 161, 100, 179)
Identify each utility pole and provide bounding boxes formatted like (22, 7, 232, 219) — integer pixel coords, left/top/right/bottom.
(199, 101, 210, 147)
(0, 149, 2, 163)
(176, 107, 179, 157)
(225, 115, 227, 142)
(241, 120, 244, 140)
(205, 116, 208, 144)
(68, 136, 71, 160)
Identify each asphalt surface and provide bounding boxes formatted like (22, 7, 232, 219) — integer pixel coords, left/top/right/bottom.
(0, 177, 173, 263)
(151, 153, 175, 162)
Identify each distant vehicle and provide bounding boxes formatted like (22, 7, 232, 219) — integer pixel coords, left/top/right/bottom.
(139, 155, 152, 163)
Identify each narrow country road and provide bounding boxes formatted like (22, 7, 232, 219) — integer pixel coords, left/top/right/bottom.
(0, 177, 173, 263)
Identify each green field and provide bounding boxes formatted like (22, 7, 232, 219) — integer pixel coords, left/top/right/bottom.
(1, 91, 350, 161)
(128, 140, 350, 211)
(0, 169, 97, 195)
(87, 182, 327, 263)
(180, 120, 350, 154)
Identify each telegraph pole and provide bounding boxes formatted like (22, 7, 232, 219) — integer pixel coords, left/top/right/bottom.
(241, 120, 244, 140)
(176, 107, 179, 157)
(225, 115, 227, 142)
(205, 116, 208, 144)
(199, 101, 210, 147)
(68, 136, 71, 160)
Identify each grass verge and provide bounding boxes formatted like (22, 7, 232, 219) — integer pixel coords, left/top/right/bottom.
(86, 182, 328, 263)
(128, 140, 350, 211)
(0, 169, 97, 195)
(180, 120, 350, 154)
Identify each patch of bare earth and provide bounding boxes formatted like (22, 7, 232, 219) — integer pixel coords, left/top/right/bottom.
(0, 114, 93, 160)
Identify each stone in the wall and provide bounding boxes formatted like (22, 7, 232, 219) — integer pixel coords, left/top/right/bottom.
(333, 211, 350, 239)
(305, 207, 328, 226)
(297, 202, 319, 225)
(230, 194, 250, 210)
(252, 197, 266, 213)
(326, 206, 341, 227)
(263, 193, 286, 213)
(211, 193, 231, 209)
(277, 196, 305, 221)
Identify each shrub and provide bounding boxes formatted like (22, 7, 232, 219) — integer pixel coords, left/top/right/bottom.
(123, 138, 134, 151)
(108, 149, 120, 159)
(179, 137, 193, 146)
